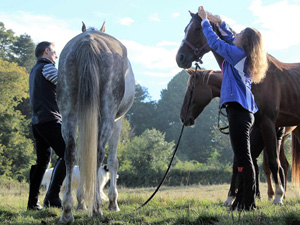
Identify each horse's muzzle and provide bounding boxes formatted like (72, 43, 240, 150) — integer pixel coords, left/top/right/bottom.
(176, 53, 192, 69)
(181, 116, 195, 127)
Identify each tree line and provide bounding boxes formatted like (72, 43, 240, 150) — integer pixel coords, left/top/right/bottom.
(0, 22, 234, 186)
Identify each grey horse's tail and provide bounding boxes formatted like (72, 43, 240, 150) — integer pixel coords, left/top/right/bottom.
(76, 38, 100, 216)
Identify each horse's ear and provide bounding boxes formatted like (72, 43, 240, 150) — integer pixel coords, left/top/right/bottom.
(100, 21, 106, 33)
(189, 10, 195, 17)
(82, 21, 87, 32)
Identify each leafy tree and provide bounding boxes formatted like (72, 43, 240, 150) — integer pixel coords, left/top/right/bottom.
(10, 34, 35, 73)
(126, 84, 157, 136)
(0, 22, 35, 122)
(0, 22, 16, 61)
(0, 22, 35, 72)
(153, 70, 231, 164)
(211, 123, 233, 165)
(119, 129, 174, 177)
(0, 59, 34, 181)
(177, 99, 221, 162)
(154, 70, 189, 139)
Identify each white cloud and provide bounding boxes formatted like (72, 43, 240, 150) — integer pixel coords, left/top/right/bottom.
(219, 15, 246, 34)
(148, 12, 160, 22)
(118, 17, 134, 26)
(172, 12, 180, 18)
(0, 11, 78, 57)
(249, 0, 300, 50)
(122, 40, 179, 71)
(156, 41, 180, 47)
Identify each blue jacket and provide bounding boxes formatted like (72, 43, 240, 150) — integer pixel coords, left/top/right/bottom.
(201, 19, 258, 113)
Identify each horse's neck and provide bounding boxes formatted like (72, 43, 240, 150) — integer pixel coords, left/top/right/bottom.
(211, 23, 224, 69)
(212, 52, 224, 69)
(267, 54, 300, 71)
(209, 71, 222, 97)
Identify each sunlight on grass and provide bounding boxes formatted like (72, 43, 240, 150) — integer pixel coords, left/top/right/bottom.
(0, 182, 300, 224)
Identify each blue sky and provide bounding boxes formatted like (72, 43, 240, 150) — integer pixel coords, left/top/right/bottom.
(1, 0, 300, 100)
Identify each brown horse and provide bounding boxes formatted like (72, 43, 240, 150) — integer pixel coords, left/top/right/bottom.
(180, 69, 293, 204)
(176, 11, 300, 205)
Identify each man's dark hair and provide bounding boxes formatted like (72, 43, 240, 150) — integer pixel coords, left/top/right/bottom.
(35, 41, 52, 58)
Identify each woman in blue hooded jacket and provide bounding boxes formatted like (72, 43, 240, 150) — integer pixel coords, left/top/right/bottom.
(198, 6, 268, 210)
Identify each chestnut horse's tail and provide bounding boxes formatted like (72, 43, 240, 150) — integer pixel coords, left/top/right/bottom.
(76, 38, 100, 216)
(292, 133, 300, 191)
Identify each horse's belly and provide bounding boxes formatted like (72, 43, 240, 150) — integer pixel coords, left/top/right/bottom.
(276, 113, 300, 127)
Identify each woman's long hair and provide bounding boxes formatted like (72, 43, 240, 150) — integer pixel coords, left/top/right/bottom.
(242, 28, 268, 84)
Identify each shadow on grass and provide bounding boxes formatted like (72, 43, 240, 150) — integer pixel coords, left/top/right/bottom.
(174, 215, 219, 225)
(285, 211, 300, 225)
(0, 208, 17, 220)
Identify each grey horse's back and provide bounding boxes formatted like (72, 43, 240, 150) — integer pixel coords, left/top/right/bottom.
(57, 30, 128, 111)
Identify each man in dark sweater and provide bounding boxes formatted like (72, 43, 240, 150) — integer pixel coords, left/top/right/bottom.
(27, 41, 66, 210)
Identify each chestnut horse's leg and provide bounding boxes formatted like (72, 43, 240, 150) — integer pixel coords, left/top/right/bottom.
(260, 120, 284, 205)
(291, 127, 300, 189)
(279, 135, 289, 198)
(263, 150, 274, 200)
(263, 127, 288, 200)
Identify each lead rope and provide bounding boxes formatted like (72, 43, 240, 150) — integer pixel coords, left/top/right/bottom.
(218, 105, 229, 135)
(135, 63, 201, 211)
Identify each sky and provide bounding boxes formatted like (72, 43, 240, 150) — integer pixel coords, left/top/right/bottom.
(1, 0, 300, 101)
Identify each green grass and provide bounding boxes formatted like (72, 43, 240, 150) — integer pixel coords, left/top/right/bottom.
(1, 182, 300, 224)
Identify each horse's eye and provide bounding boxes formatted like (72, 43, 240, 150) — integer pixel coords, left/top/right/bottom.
(195, 27, 201, 31)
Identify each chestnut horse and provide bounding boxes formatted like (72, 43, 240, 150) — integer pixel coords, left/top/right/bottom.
(180, 69, 293, 205)
(176, 11, 300, 205)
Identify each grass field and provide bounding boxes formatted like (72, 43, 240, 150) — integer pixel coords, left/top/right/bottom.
(1, 181, 300, 224)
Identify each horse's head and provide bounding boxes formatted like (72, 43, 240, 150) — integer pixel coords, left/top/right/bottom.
(176, 11, 211, 69)
(180, 69, 217, 126)
(82, 21, 106, 33)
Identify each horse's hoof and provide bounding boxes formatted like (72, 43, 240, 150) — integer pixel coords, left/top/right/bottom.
(93, 209, 103, 216)
(272, 198, 283, 205)
(59, 213, 74, 225)
(108, 205, 120, 212)
(76, 203, 87, 210)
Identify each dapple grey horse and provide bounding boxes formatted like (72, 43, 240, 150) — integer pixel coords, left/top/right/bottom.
(57, 23, 135, 224)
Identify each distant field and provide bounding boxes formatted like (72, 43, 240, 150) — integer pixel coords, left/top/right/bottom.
(1, 182, 300, 224)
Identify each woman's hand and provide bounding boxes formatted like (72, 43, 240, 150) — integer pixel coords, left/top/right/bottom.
(208, 13, 222, 25)
(198, 6, 207, 20)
